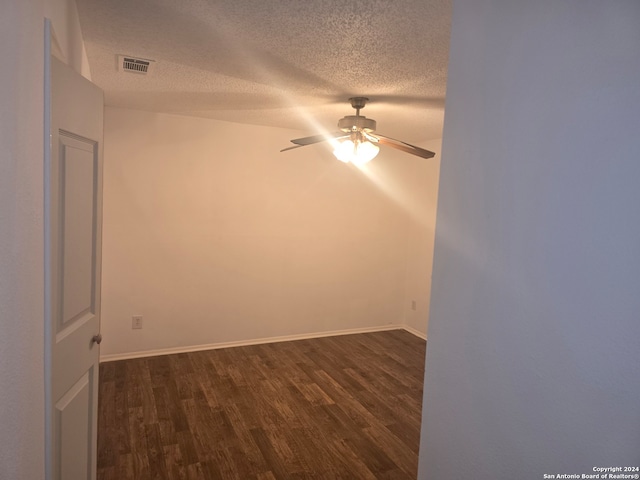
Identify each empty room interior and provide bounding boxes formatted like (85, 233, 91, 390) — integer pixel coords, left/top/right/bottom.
(2, 1, 640, 480)
(74, 1, 447, 478)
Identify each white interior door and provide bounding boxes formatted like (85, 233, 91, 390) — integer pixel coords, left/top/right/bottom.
(45, 49, 104, 480)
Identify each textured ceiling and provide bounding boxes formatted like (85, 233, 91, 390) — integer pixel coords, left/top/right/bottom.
(76, 0, 451, 142)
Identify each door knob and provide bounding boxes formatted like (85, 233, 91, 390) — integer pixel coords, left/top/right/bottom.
(91, 333, 103, 345)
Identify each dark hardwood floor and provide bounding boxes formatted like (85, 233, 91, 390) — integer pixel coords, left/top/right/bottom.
(97, 329, 426, 480)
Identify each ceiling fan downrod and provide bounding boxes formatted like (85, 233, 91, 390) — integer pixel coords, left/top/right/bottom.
(339, 97, 376, 132)
(349, 96, 369, 116)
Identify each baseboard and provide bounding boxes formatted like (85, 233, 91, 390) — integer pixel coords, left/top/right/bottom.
(100, 324, 410, 363)
(401, 325, 428, 341)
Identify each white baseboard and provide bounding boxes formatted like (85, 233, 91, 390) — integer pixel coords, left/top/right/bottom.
(100, 324, 423, 363)
(401, 325, 428, 341)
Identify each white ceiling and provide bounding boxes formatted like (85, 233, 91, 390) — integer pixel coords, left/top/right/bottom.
(76, 0, 451, 142)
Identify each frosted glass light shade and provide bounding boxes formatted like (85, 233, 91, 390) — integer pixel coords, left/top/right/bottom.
(332, 139, 379, 165)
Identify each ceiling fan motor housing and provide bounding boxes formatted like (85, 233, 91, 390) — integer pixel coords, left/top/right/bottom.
(338, 115, 376, 133)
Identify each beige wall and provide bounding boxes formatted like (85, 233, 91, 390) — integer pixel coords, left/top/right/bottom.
(100, 107, 440, 357)
(402, 138, 441, 335)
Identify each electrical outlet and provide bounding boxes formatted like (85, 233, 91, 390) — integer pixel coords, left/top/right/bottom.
(132, 315, 143, 329)
(411, 300, 417, 311)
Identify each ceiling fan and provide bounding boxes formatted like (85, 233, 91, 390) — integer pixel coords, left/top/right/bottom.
(281, 97, 436, 165)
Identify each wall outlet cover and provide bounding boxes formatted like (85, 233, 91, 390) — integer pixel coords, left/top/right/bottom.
(132, 315, 143, 329)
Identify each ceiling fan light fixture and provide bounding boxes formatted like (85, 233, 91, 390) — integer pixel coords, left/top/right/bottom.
(281, 97, 436, 160)
(332, 138, 379, 165)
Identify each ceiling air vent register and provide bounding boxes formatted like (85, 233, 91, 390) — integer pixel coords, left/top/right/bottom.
(118, 55, 155, 75)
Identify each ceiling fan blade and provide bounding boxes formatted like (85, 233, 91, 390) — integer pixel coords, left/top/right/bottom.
(373, 134, 436, 159)
(280, 144, 308, 152)
(290, 132, 347, 146)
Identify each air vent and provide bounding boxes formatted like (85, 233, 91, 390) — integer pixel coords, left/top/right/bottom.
(118, 55, 155, 75)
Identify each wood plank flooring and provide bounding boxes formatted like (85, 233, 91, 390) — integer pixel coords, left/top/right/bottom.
(97, 329, 426, 480)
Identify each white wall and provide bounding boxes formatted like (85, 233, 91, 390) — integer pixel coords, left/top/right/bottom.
(0, 2, 45, 479)
(100, 107, 438, 357)
(45, 0, 92, 79)
(419, 2, 640, 478)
